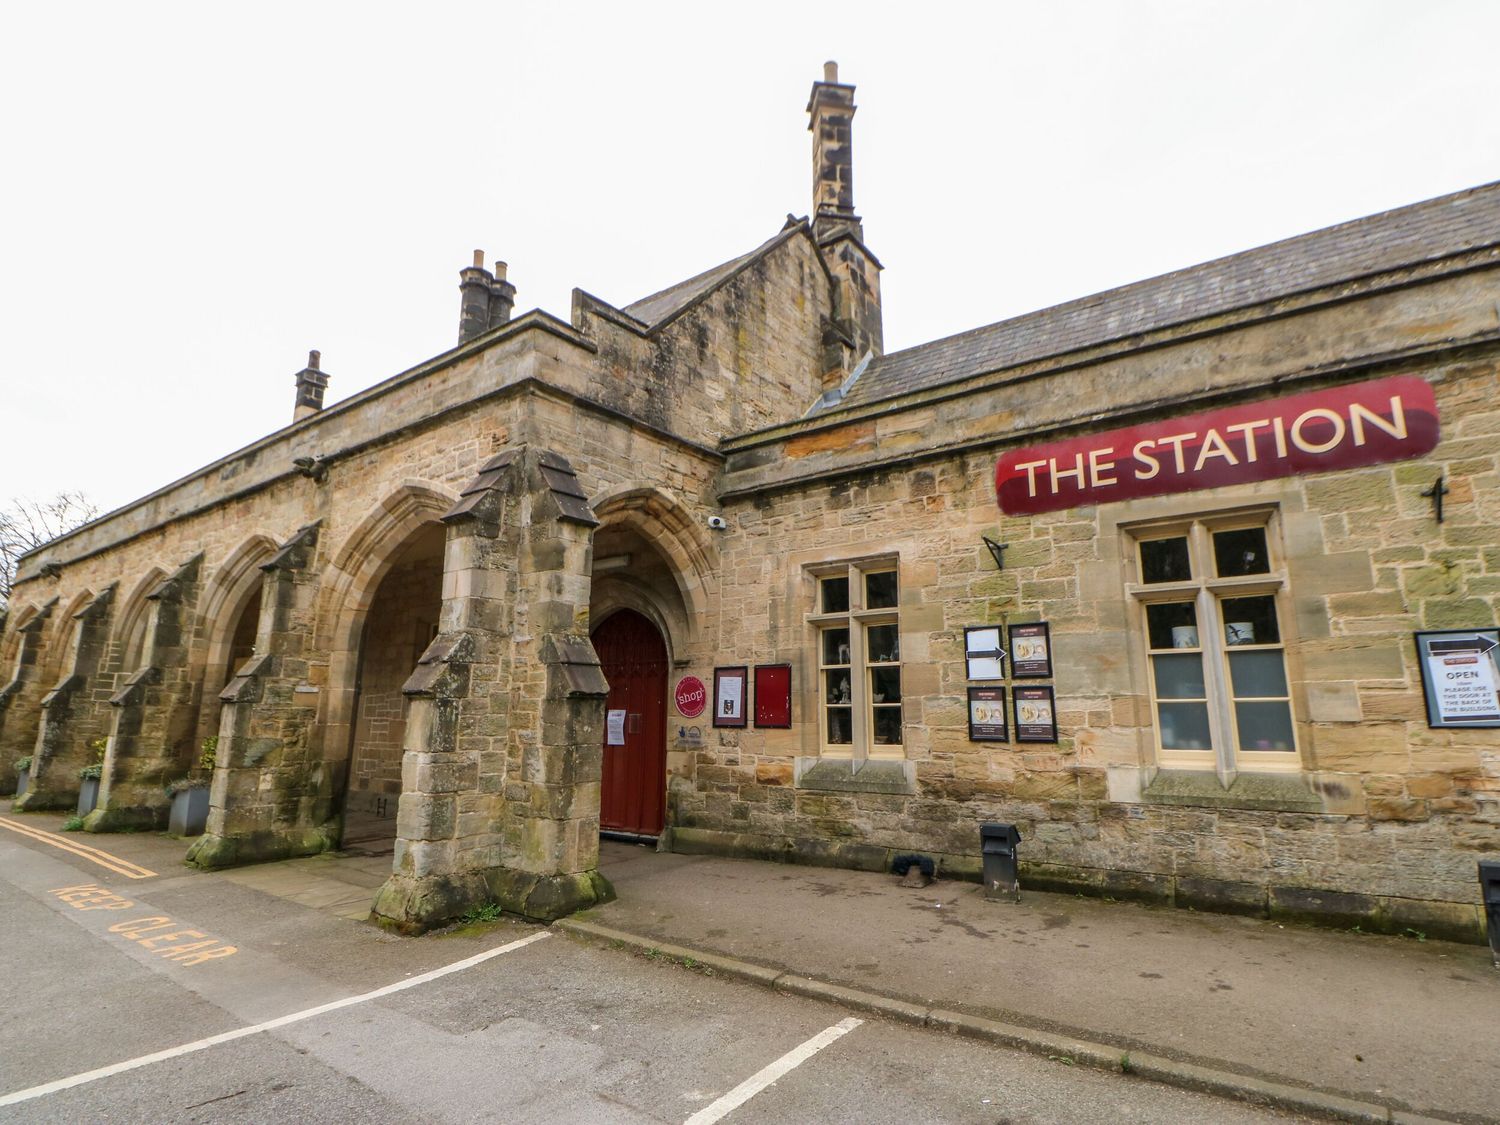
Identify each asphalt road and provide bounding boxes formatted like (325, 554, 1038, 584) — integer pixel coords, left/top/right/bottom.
(0, 823, 1308, 1123)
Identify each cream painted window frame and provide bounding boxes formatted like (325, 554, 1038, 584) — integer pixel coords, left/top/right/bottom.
(806, 560, 903, 760)
(1126, 511, 1300, 777)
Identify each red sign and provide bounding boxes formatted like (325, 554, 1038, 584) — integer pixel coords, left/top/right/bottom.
(995, 375, 1438, 515)
(674, 675, 707, 719)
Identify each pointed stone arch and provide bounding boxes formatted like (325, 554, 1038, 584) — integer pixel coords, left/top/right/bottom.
(321, 481, 458, 789)
(589, 486, 717, 653)
(193, 533, 281, 747)
(113, 567, 168, 674)
(41, 589, 95, 687)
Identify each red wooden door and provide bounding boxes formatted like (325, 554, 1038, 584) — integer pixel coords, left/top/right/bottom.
(593, 610, 668, 836)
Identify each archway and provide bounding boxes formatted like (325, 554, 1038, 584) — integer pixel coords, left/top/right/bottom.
(592, 608, 668, 837)
(341, 520, 446, 851)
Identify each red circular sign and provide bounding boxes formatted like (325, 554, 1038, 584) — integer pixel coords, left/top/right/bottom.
(674, 675, 707, 718)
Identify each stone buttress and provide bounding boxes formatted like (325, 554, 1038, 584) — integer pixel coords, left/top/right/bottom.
(16, 585, 116, 811)
(0, 599, 56, 793)
(372, 446, 614, 932)
(186, 523, 337, 866)
(86, 555, 203, 831)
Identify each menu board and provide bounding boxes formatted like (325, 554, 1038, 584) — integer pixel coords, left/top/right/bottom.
(1013, 685, 1058, 743)
(1008, 622, 1052, 679)
(967, 686, 1008, 742)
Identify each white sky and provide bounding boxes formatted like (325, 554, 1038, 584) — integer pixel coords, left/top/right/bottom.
(4, 1, 1499, 517)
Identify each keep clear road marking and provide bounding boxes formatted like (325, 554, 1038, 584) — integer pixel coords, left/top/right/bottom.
(0, 930, 551, 1108)
(0, 816, 157, 879)
(683, 1016, 863, 1125)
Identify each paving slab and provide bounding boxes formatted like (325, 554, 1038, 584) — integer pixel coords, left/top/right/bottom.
(591, 840, 1500, 1122)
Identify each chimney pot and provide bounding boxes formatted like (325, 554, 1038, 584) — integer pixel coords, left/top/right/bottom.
(493, 261, 508, 281)
(472, 248, 486, 268)
(308, 349, 320, 370)
(823, 60, 839, 83)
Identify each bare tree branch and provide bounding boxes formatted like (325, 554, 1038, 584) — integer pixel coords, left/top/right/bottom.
(0, 491, 100, 607)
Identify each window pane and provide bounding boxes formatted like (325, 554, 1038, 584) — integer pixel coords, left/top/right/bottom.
(822, 628, 850, 666)
(1221, 595, 1280, 646)
(866, 623, 899, 663)
(865, 570, 898, 609)
(1152, 653, 1206, 699)
(1213, 527, 1270, 577)
(1228, 650, 1289, 698)
(872, 706, 902, 744)
(1235, 701, 1295, 751)
(820, 576, 849, 613)
(1145, 601, 1198, 650)
(825, 669, 852, 704)
(1140, 537, 1191, 583)
(826, 706, 853, 744)
(1157, 701, 1212, 750)
(871, 666, 902, 703)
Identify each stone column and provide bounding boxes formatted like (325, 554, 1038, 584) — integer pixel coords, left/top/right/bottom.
(87, 556, 202, 832)
(372, 447, 613, 933)
(17, 586, 116, 811)
(186, 524, 335, 867)
(0, 599, 56, 794)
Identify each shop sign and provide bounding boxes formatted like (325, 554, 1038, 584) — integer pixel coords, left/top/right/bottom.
(995, 375, 1439, 515)
(1415, 629, 1500, 728)
(674, 675, 707, 719)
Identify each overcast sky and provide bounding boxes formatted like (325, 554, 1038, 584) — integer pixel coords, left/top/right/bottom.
(4, 1, 1499, 519)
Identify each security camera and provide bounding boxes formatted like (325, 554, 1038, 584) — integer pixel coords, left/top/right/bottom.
(707, 515, 729, 531)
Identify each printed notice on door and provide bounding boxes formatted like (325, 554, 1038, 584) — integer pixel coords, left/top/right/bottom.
(1415, 630, 1500, 728)
(606, 709, 627, 745)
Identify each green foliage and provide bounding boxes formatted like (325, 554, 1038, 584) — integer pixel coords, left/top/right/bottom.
(88, 737, 108, 761)
(198, 736, 218, 771)
(79, 763, 102, 780)
(61, 816, 85, 831)
(1402, 927, 1427, 942)
(1119, 1052, 1134, 1074)
(458, 902, 503, 925)
(14, 755, 32, 773)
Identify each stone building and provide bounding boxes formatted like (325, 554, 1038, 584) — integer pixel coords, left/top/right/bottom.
(2, 64, 1496, 939)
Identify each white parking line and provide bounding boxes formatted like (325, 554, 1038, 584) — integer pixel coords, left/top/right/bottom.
(683, 1016, 863, 1125)
(0, 930, 550, 1107)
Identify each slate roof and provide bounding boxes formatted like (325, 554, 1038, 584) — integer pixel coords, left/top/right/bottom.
(838, 180, 1500, 412)
(624, 229, 796, 327)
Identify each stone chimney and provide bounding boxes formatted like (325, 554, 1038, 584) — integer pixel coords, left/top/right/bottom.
(487, 260, 516, 330)
(808, 61, 883, 372)
(293, 350, 328, 423)
(458, 249, 493, 344)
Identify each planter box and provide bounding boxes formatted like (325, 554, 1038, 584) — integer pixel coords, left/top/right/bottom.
(76, 777, 100, 817)
(13, 768, 28, 801)
(169, 786, 210, 837)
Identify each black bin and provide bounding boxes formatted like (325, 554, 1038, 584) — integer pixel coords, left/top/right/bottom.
(1481, 860, 1500, 969)
(981, 822, 1021, 903)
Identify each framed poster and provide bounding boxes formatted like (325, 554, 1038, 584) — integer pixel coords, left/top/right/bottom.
(967, 686, 1008, 742)
(1414, 629, 1500, 728)
(1013, 685, 1058, 743)
(712, 665, 748, 728)
(754, 664, 792, 728)
(1008, 622, 1052, 678)
(964, 626, 1006, 681)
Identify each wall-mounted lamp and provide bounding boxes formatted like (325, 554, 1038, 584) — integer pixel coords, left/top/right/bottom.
(982, 536, 1009, 570)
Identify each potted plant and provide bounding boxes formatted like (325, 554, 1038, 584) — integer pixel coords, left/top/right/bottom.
(166, 736, 216, 837)
(76, 737, 107, 816)
(13, 756, 32, 801)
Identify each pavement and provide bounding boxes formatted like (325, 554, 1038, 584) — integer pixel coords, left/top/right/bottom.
(3, 811, 1495, 1122)
(577, 840, 1500, 1124)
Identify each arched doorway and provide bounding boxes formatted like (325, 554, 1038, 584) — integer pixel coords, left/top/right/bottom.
(342, 521, 446, 851)
(592, 609, 668, 837)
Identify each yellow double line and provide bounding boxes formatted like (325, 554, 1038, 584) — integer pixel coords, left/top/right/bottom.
(0, 816, 157, 879)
